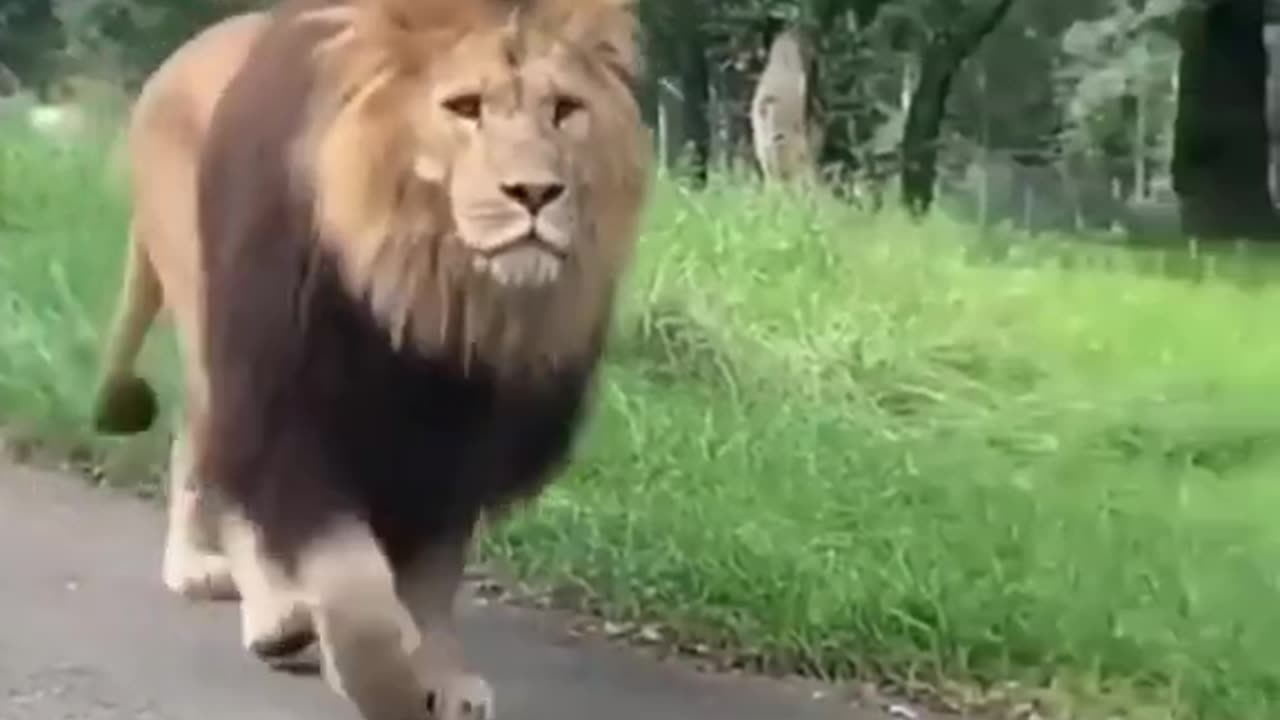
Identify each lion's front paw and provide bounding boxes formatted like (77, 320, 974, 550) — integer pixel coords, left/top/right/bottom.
(162, 549, 238, 601)
(240, 592, 316, 660)
(424, 673, 495, 720)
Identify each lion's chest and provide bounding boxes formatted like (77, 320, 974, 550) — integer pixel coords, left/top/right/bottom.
(199, 188, 598, 564)
(272, 277, 596, 559)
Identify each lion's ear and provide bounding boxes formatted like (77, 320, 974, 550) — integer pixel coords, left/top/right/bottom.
(594, 30, 640, 88)
(301, 0, 412, 65)
(559, 0, 642, 88)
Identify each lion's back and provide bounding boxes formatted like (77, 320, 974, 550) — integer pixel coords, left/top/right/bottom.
(124, 11, 270, 342)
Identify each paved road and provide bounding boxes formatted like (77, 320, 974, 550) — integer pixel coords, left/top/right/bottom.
(0, 462, 896, 720)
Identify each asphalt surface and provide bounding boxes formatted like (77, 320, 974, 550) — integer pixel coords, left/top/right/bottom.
(0, 461, 898, 720)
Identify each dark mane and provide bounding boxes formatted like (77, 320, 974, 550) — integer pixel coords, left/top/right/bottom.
(195, 0, 606, 570)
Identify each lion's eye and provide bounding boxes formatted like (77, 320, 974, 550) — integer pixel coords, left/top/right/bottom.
(443, 94, 482, 121)
(552, 96, 584, 127)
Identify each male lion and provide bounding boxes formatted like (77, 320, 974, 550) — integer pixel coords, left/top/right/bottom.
(92, 0, 651, 718)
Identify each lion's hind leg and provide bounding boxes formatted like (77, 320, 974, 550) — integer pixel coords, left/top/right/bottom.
(161, 419, 238, 601)
(396, 524, 495, 720)
(220, 511, 316, 659)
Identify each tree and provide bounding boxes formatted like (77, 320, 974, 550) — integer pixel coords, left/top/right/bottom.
(676, 16, 713, 184)
(55, 0, 261, 88)
(637, 0, 712, 183)
(1053, 0, 1181, 205)
(751, 25, 818, 183)
(1172, 0, 1277, 240)
(806, 0, 895, 182)
(0, 0, 64, 93)
(899, 0, 1019, 216)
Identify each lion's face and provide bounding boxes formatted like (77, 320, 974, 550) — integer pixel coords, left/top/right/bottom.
(405, 29, 618, 289)
(301, 0, 649, 367)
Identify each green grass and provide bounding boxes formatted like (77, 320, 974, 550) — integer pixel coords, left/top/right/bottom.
(5, 117, 1280, 719)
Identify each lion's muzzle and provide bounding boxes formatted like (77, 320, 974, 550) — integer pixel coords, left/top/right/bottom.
(457, 173, 577, 289)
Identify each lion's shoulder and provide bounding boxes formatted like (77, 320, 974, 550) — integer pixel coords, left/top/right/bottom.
(196, 3, 327, 242)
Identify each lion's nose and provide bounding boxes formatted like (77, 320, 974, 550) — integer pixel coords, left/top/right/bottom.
(501, 181, 565, 214)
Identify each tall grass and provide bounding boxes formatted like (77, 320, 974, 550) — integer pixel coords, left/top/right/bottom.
(4, 118, 1280, 718)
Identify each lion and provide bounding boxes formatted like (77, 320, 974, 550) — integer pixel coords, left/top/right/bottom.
(92, 0, 651, 718)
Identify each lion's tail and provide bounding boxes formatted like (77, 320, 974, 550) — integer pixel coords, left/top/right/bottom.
(92, 220, 162, 435)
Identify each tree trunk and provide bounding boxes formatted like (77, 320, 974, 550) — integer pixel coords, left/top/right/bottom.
(676, 11, 712, 186)
(1172, 0, 1278, 241)
(0, 61, 20, 96)
(899, 0, 1018, 216)
(1265, 24, 1280, 204)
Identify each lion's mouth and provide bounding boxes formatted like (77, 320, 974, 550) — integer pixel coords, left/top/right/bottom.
(470, 233, 566, 287)
(476, 232, 568, 261)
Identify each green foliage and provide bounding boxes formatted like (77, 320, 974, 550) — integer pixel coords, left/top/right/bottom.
(0, 0, 262, 92)
(54, 0, 261, 88)
(6, 121, 1280, 719)
(0, 0, 64, 91)
(1055, 0, 1182, 196)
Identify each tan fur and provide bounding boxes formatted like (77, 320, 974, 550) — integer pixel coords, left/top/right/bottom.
(750, 27, 816, 184)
